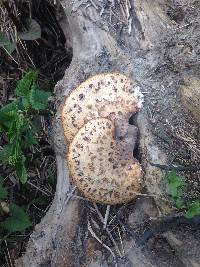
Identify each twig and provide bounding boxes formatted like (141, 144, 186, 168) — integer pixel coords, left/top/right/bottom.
(85, 3, 92, 9)
(120, 3, 127, 21)
(3, 47, 19, 65)
(18, 39, 36, 68)
(116, 214, 140, 243)
(94, 204, 122, 257)
(27, 181, 52, 197)
(39, 156, 47, 168)
(100, 7, 105, 16)
(109, 6, 112, 22)
(103, 205, 110, 229)
(127, 0, 131, 9)
(128, 17, 132, 35)
(93, 203, 104, 221)
(125, 0, 130, 19)
(4, 240, 13, 267)
(90, 0, 98, 9)
(117, 226, 125, 256)
(88, 220, 117, 263)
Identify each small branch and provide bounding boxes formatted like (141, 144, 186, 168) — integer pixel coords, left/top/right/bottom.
(103, 205, 110, 229)
(93, 204, 123, 257)
(1, 1, 22, 30)
(88, 220, 117, 263)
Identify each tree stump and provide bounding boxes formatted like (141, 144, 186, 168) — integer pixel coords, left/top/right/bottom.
(16, 0, 200, 266)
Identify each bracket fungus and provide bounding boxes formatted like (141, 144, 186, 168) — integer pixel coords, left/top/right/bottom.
(63, 72, 144, 205)
(68, 118, 143, 205)
(62, 72, 144, 143)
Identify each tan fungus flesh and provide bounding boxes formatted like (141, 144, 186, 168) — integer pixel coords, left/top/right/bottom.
(68, 118, 143, 205)
(62, 73, 141, 142)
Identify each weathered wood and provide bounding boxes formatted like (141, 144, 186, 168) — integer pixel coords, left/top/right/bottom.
(16, 0, 200, 266)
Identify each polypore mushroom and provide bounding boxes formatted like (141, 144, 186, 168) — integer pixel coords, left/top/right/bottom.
(62, 72, 143, 143)
(68, 118, 143, 205)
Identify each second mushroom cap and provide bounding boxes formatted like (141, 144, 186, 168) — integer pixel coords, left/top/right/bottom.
(68, 118, 143, 205)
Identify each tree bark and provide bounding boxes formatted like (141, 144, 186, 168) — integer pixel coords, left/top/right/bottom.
(16, 0, 200, 266)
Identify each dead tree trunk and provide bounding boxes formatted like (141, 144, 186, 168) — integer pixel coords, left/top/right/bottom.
(16, 0, 200, 266)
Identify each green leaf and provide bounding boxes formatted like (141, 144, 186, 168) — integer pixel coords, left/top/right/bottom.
(0, 100, 20, 130)
(16, 157, 28, 184)
(186, 200, 200, 219)
(19, 19, 41, 41)
(30, 85, 51, 110)
(0, 31, 16, 54)
(16, 71, 38, 99)
(0, 203, 32, 232)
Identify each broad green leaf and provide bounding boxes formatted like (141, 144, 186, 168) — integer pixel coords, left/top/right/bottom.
(16, 71, 38, 99)
(0, 203, 32, 232)
(186, 200, 200, 219)
(19, 19, 41, 41)
(30, 85, 51, 110)
(0, 100, 20, 129)
(0, 32, 16, 54)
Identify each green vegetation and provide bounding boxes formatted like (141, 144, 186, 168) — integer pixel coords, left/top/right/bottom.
(165, 170, 186, 209)
(0, 0, 68, 263)
(0, 70, 51, 184)
(165, 170, 200, 219)
(0, 70, 51, 239)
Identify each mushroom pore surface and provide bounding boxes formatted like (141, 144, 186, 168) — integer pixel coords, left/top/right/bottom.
(62, 72, 143, 143)
(68, 118, 143, 205)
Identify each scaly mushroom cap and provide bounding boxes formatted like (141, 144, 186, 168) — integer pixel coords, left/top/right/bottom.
(68, 118, 143, 205)
(62, 72, 143, 142)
